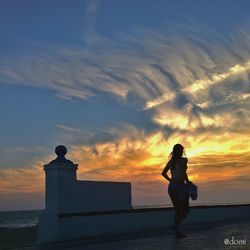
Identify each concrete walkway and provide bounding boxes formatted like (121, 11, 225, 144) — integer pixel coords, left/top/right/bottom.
(19, 218, 249, 250)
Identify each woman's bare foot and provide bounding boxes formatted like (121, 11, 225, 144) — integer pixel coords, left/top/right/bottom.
(175, 231, 187, 239)
(171, 225, 187, 239)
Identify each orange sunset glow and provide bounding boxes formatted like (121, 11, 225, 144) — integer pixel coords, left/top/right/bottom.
(1, 127, 250, 209)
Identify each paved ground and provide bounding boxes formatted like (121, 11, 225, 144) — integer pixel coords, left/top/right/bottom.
(18, 218, 250, 250)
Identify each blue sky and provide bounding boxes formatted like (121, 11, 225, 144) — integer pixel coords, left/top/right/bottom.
(1, 0, 250, 210)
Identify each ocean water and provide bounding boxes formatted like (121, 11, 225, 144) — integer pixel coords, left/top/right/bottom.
(0, 210, 40, 228)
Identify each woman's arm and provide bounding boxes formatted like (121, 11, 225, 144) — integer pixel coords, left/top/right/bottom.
(184, 163, 191, 184)
(161, 162, 172, 182)
(184, 172, 190, 183)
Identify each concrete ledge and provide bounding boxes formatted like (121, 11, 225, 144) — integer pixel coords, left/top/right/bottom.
(44, 204, 250, 242)
(59, 203, 250, 218)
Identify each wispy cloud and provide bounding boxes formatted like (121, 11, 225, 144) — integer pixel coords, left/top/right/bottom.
(184, 60, 250, 94)
(0, 165, 44, 195)
(1, 21, 250, 133)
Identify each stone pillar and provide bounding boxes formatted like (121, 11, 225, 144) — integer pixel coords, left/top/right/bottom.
(44, 145, 78, 213)
(38, 145, 78, 242)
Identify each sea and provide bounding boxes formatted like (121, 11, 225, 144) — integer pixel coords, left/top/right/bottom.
(0, 210, 40, 228)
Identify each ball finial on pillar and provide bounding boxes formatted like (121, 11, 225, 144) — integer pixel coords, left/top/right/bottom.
(55, 145, 67, 157)
(49, 145, 73, 164)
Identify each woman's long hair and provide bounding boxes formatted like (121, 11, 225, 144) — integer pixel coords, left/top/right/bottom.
(170, 144, 184, 170)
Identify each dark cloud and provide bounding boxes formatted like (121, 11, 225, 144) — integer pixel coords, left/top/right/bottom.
(88, 131, 116, 145)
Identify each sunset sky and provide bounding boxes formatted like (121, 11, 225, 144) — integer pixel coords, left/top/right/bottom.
(0, 0, 250, 211)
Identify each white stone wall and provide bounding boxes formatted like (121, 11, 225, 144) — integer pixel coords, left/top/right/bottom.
(39, 205, 250, 242)
(39, 147, 132, 242)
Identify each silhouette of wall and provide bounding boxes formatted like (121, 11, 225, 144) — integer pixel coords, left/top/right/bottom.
(38, 145, 132, 242)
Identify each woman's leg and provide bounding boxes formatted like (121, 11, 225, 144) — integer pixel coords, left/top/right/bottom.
(173, 199, 189, 238)
(179, 199, 189, 224)
(174, 204, 182, 229)
(173, 204, 187, 238)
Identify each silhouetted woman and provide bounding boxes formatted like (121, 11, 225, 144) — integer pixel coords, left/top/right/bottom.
(162, 144, 190, 239)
